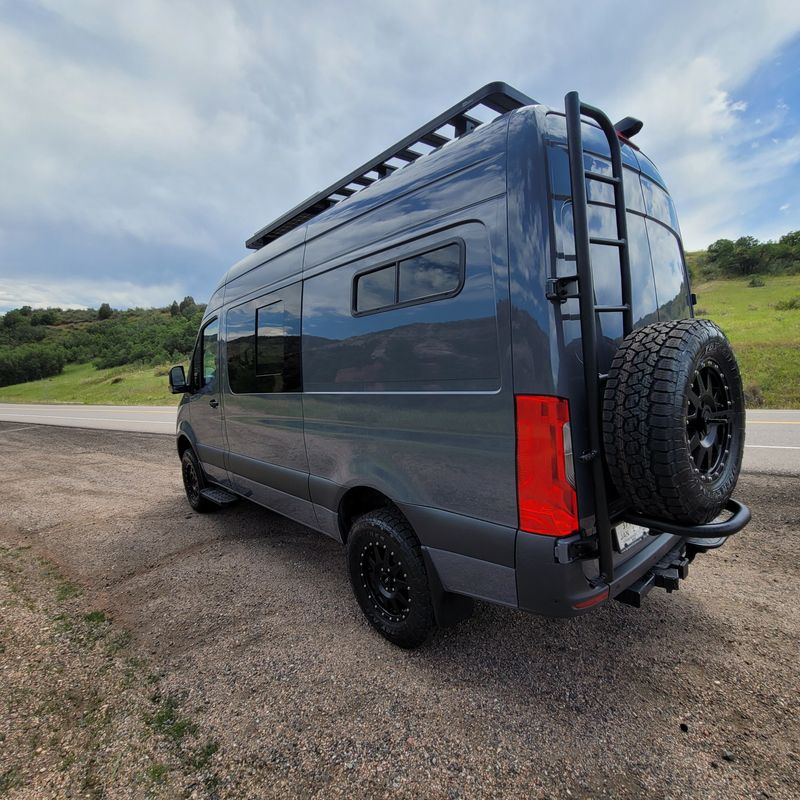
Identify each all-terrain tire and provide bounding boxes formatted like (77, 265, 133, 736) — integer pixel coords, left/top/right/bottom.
(180, 448, 215, 513)
(346, 508, 435, 649)
(602, 319, 745, 524)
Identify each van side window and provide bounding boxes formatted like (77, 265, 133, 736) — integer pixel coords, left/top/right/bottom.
(192, 318, 218, 389)
(355, 265, 396, 313)
(256, 301, 285, 376)
(353, 241, 463, 315)
(398, 245, 461, 303)
(227, 283, 302, 394)
(202, 319, 219, 386)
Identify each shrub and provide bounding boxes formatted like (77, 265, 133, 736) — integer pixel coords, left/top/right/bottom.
(744, 383, 765, 408)
(775, 296, 800, 311)
(0, 343, 66, 387)
(748, 275, 766, 287)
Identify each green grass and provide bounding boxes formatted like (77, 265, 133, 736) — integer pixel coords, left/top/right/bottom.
(0, 362, 180, 405)
(694, 274, 800, 408)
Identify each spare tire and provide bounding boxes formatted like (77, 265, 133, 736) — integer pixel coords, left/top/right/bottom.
(602, 319, 745, 524)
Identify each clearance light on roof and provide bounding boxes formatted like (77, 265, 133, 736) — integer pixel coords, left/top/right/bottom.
(516, 395, 579, 537)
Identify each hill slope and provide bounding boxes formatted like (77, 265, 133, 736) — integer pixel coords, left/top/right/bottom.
(693, 275, 800, 407)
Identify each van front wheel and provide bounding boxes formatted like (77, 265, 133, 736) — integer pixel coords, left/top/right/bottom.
(181, 448, 215, 513)
(346, 508, 435, 649)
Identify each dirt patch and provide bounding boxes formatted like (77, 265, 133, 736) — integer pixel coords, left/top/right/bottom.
(0, 543, 219, 798)
(0, 422, 798, 799)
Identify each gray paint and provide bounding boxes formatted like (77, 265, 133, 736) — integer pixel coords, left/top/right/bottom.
(177, 98, 695, 616)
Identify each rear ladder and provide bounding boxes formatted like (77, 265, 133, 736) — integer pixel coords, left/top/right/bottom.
(563, 91, 635, 584)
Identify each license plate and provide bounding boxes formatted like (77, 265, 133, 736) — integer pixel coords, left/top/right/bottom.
(614, 522, 648, 552)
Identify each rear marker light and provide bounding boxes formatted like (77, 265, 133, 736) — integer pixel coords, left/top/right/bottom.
(573, 587, 610, 610)
(516, 395, 579, 537)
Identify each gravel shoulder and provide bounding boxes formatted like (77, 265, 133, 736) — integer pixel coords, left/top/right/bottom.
(0, 423, 798, 799)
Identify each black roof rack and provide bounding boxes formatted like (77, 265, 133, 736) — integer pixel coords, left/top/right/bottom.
(245, 82, 537, 250)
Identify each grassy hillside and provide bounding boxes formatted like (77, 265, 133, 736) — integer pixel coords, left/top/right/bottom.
(693, 274, 800, 408)
(0, 362, 180, 405)
(0, 300, 204, 389)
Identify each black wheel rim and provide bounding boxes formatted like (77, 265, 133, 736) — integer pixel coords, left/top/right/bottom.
(182, 458, 201, 503)
(359, 541, 411, 622)
(686, 360, 734, 482)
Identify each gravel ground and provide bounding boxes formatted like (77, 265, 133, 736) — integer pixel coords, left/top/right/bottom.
(0, 422, 798, 799)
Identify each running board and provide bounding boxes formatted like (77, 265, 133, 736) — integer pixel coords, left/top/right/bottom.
(199, 487, 238, 507)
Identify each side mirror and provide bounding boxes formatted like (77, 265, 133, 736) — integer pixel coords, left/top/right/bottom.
(168, 365, 189, 394)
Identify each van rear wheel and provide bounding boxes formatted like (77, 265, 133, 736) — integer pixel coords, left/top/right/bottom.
(602, 319, 745, 524)
(346, 508, 435, 649)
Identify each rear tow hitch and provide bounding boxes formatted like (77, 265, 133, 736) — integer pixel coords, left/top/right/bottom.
(615, 546, 690, 608)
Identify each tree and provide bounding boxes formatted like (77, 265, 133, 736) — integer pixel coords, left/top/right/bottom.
(98, 303, 113, 320)
(169, 301, 180, 317)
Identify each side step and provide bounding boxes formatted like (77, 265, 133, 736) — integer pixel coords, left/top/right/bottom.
(615, 545, 690, 608)
(199, 487, 238, 507)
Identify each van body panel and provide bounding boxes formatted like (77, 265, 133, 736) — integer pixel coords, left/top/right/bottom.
(301, 208, 517, 530)
(424, 547, 517, 607)
(396, 502, 516, 567)
(232, 472, 318, 531)
(222, 224, 306, 290)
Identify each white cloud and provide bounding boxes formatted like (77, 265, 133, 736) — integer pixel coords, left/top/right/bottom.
(0, 277, 184, 312)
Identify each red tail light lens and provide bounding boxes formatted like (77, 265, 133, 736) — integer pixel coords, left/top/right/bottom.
(515, 395, 579, 537)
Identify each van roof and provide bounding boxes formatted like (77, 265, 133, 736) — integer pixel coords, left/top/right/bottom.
(245, 82, 537, 251)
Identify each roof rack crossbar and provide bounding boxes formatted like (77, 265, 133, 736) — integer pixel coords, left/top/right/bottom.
(245, 81, 537, 250)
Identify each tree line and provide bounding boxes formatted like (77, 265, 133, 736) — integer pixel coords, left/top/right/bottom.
(686, 230, 800, 281)
(0, 297, 205, 388)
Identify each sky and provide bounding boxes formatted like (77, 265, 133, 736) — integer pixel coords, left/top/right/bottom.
(1, 0, 800, 312)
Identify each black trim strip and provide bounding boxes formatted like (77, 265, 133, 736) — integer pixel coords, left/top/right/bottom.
(196, 443, 226, 471)
(228, 452, 310, 500)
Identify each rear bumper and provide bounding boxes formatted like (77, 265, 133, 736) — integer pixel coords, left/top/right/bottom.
(516, 527, 684, 616)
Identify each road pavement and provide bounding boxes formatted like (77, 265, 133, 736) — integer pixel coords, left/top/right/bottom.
(0, 402, 176, 434)
(0, 402, 797, 475)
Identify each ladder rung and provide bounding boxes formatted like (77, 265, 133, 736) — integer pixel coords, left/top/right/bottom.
(585, 171, 620, 185)
(595, 304, 630, 313)
(590, 236, 626, 247)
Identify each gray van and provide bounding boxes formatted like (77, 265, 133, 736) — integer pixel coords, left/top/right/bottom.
(169, 83, 750, 648)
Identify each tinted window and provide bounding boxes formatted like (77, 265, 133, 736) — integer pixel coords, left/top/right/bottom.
(227, 284, 302, 394)
(256, 301, 285, 376)
(355, 265, 395, 313)
(647, 220, 690, 320)
(353, 242, 463, 315)
(398, 244, 461, 303)
(201, 319, 218, 386)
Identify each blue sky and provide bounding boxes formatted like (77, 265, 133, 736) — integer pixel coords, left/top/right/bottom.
(1, 0, 799, 312)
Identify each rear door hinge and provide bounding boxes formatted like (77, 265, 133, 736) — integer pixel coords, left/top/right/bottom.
(555, 534, 599, 564)
(546, 275, 579, 304)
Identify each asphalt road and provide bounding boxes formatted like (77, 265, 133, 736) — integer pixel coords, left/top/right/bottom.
(0, 403, 797, 475)
(0, 402, 176, 434)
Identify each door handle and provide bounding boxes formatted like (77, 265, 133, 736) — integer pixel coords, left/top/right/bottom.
(209, 398, 219, 409)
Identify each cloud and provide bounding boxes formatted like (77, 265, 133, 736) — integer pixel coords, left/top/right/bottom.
(1, 0, 799, 309)
(0, 277, 184, 312)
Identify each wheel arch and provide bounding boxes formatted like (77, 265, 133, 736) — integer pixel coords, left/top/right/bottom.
(337, 486, 408, 544)
(176, 433, 194, 458)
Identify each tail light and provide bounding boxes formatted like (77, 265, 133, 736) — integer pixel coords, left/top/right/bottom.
(515, 395, 579, 537)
